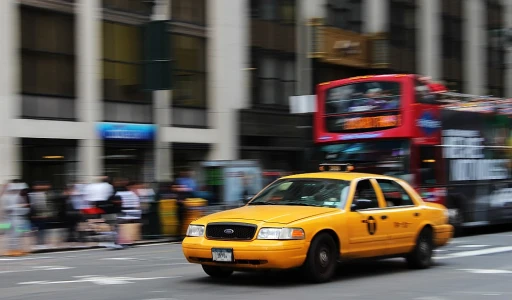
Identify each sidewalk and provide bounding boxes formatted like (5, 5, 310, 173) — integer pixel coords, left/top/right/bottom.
(0, 228, 180, 256)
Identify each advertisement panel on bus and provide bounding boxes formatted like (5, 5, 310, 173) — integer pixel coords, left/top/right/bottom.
(441, 109, 512, 225)
(315, 75, 416, 143)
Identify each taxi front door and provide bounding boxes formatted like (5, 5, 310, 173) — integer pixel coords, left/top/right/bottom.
(346, 179, 392, 258)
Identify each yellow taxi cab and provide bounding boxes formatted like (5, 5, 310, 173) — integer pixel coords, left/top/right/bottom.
(181, 163, 454, 283)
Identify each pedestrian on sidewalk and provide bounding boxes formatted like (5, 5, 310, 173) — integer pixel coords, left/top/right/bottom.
(61, 184, 84, 243)
(2, 180, 30, 256)
(28, 181, 52, 250)
(105, 181, 141, 249)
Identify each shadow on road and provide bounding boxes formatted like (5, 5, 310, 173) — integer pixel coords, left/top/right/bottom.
(457, 224, 512, 238)
(180, 259, 448, 287)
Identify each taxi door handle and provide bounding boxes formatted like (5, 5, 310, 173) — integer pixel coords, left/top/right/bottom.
(381, 215, 388, 220)
(414, 212, 420, 217)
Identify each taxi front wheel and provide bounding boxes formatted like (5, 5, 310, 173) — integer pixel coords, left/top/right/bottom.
(202, 265, 234, 278)
(301, 233, 338, 283)
(406, 227, 433, 269)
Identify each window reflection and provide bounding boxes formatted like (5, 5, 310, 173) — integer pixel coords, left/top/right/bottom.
(102, 22, 144, 102)
(103, 0, 151, 15)
(21, 7, 75, 97)
(172, 0, 206, 25)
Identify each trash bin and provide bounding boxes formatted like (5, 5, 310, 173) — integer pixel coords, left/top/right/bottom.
(181, 198, 207, 236)
(159, 199, 179, 237)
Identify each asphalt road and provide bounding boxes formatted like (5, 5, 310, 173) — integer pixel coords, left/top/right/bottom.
(2, 232, 512, 300)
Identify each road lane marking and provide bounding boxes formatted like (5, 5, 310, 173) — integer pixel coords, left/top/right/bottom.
(0, 256, 52, 261)
(18, 275, 182, 286)
(101, 257, 141, 261)
(0, 266, 75, 274)
(456, 244, 489, 248)
(435, 246, 512, 260)
(458, 269, 512, 274)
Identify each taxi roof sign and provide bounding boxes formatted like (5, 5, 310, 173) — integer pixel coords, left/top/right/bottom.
(319, 163, 354, 172)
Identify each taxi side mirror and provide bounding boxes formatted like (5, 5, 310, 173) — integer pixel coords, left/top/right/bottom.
(351, 199, 374, 211)
(243, 196, 253, 204)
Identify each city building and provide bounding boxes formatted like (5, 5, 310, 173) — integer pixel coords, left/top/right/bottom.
(0, 0, 510, 188)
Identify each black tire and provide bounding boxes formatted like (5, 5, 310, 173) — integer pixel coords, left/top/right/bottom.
(301, 233, 338, 283)
(201, 265, 234, 278)
(406, 227, 434, 269)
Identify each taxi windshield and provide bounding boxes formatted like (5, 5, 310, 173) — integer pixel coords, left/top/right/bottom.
(248, 179, 350, 208)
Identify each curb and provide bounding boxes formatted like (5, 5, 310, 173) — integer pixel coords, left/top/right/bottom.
(5, 238, 182, 256)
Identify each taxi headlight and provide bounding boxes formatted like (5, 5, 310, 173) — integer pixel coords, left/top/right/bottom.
(257, 228, 305, 240)
(186, 225, 205, 237)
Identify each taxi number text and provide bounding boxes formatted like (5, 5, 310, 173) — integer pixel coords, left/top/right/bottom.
(212, 248, 233, 262)
(344, 115, 401, 130)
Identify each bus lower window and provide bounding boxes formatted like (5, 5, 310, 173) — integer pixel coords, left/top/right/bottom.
(419, 146, 437, 185)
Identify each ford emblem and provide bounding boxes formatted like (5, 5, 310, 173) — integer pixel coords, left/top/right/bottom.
(224, 229, 234, 234)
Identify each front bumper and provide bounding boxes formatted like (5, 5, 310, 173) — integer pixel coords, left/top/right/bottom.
(182, 237, 309, 270)
(433, 224, 454, 247)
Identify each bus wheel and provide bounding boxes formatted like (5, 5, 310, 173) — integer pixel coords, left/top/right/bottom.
(406, 227, 434, 269)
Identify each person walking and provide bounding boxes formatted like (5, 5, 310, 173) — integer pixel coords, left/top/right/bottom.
(28, 181, 52, 250)
(3, 180, 30, 256)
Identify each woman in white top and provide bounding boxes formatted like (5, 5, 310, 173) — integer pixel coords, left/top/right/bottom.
(2, 181, 30, 256)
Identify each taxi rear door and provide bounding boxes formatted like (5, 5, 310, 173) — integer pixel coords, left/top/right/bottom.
(345, 178, 393, 258)
(373, 178, 423, 255)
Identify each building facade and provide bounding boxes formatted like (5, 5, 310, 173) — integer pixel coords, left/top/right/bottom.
(0, 0, 510, 187)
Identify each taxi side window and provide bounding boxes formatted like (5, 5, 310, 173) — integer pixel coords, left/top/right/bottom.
(376, 179, 414, 207)
(353, 179, 379, 209)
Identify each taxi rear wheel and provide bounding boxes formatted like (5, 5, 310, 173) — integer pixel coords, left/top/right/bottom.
(301, 233, 338, 283)
(202, 265, 234, 278)
(406, 227, 433, 269)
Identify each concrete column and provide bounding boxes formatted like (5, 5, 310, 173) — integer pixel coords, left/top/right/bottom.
(363, 0, 389, 34)
(152, 0, 172, 181)
(0, 0, 20, 184)
(505, 0, 512, 97)
(207, 0, 248, 160)
(464, 0, 487, 95)
(418, 0, 441, 80)
(77, 0, 102, 182)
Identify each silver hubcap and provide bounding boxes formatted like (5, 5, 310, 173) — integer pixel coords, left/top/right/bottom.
(319, 250, 329, 266)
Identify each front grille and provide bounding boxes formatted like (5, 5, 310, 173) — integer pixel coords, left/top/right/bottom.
(205, 222, 257, 240)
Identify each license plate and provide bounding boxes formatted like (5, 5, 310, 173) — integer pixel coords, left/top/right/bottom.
(211, 248, 233, 262)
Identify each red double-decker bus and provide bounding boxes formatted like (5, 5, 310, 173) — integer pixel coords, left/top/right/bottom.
(312, 74, 512, 229)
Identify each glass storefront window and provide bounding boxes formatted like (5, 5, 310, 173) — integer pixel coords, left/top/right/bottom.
(325, 81, 401, 115)
(171, 34, 207, 108)
(103, 22, 145, 102)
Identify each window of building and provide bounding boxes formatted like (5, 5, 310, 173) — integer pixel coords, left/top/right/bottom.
(103, 21, 145, 102)
(326, 0, 363, 33)
(103, 0, 151, 15)
(486, 0, 505, 97)
(441, 0, 463, 93)
(389, 0, 417, 73)
(21, 7, 76, 98)
(171, 34, 207, 108)
(375, 179, 414, 207)
(172, 0, 206, 26)
(250, 0, 296, 24)
(253, 52, 296, 106)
